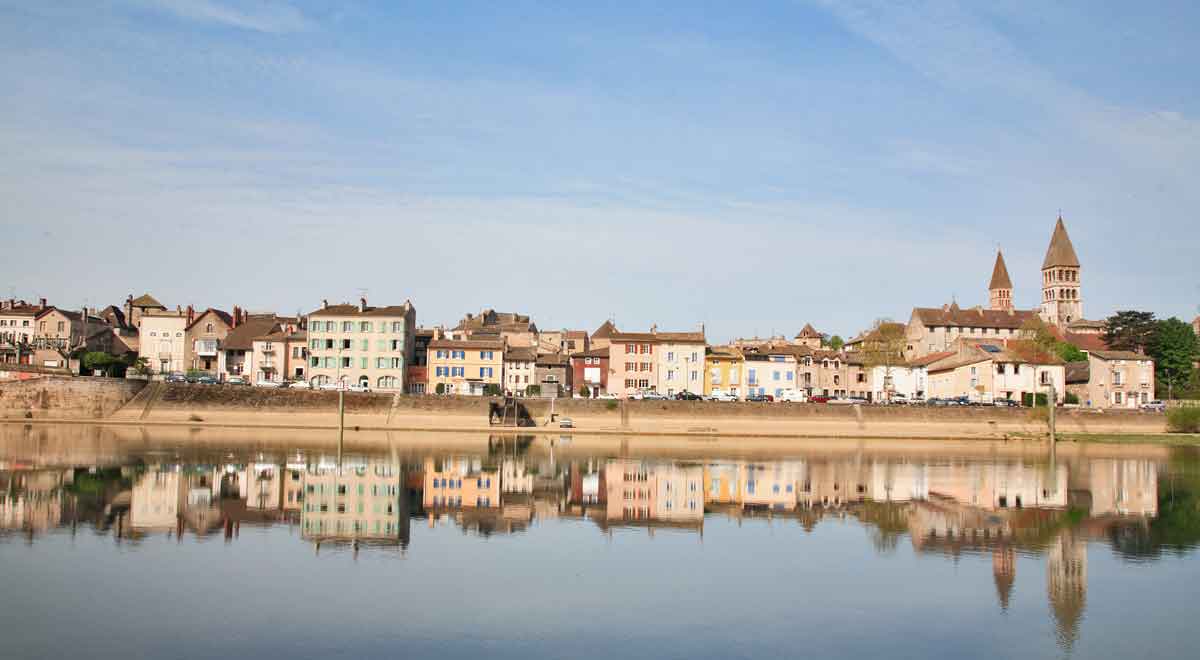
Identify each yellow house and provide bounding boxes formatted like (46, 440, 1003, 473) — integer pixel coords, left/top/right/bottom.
(704, 346, 745, 399)
(428, 338, 504, 395)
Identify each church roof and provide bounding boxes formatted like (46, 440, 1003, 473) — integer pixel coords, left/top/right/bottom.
(989, 250, 1013, 290)
(1042, 217, 1081, 269)
(591, 319, 617, 339)
(795, 323, 821, 339)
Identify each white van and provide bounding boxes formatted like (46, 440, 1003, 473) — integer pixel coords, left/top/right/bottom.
(777, 389, 808, 403)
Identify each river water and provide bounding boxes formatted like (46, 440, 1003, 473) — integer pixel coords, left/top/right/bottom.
(2, 426, 1198, 659)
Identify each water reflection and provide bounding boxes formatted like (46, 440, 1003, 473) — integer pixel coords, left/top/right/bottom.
(2, 427, 1199, 655)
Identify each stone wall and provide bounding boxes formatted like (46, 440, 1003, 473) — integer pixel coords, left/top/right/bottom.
(0, 377, 146, 419)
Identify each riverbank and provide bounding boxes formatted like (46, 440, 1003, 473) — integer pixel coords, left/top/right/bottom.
(0, 379, 1175, 441)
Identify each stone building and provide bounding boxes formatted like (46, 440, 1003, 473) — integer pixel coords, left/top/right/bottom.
(1039, 216, 1084, 326)
(305, 298, 416, 391)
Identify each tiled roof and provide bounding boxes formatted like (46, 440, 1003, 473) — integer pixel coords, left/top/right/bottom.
(536, 352, 569, 366)
(913, 304, 1038, 330)
(794, 323, 821, 339)
(608, 332, 659, 342)
(655, 331, 706, 343)
(129, 293, 164, 308)
(1042, 216, 1081, 268)
(0, 304, 47, 317)
(223, 317, 282, 350)
(989, 250, 1013, 290)
(186, 308, 233, 331)
(1089, 349, 1151, 362)
(570, 347, 610, 359)
(309, 302, 413, 318)
(1065, 361, 1090, 384)
(429, 338, 505, 351)
(504, 347, 538, 362)
(908, 351, 956, 368)
(591, 320, 617, 338)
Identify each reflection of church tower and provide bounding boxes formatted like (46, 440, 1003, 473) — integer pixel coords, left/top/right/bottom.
(988, 250, 1014, 311)
(992, 546, 1016, 611)
(1047, 531, 1088, 649)
(1039, 216, 1083, 326)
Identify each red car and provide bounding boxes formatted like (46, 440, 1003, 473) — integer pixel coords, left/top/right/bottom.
(809, 395, 832, 404)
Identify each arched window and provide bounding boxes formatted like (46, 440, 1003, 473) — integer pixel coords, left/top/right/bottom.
(378, 375, 399, 389)
(310, 374, 330, 387)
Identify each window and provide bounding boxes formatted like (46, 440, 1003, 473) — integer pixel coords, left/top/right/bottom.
(667, 351, 675, 362)
(342, 339, 351, 350)
(711, 368, 721, 385)
(1112, 370, 1123, 385)
(57, 321, 65, 332)
(748, 369, 757, 385)
(773, 371, 780, 381)
(342, 321, 353, 332)
(480, 350, 494, 360)
(310, 357, 319, 367)
(626, 344, 636, 354)
(360, 322, 371, 332)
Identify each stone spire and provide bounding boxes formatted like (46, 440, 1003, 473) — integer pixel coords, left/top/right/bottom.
(988, 249, 1014, 311)
(1042, 216, 1081, 269)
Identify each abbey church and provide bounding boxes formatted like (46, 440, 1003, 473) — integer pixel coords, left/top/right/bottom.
(905, 216, 1102, 360)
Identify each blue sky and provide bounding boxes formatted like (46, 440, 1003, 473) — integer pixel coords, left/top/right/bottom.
(2, 0, 1198, 340)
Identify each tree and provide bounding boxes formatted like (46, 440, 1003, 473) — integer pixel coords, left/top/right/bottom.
(858, 319, 906, 400)
(1147, 317, 1198, 399)
(483, 383, 502, 396)
(1104, 311, 1157, 352)
(1020, 317, 1059, 357)
(525, 384, 542, 397)
(435, 383, 446, 395)
(127, 356, 150, 377)
(825, 335, 845, 350)
(578, 384, 591, 398)
(1057, 343, 1088, 363)
(82, 351, 116, 376)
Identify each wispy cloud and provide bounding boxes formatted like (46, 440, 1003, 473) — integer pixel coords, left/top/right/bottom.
(138, 0, 314, 33)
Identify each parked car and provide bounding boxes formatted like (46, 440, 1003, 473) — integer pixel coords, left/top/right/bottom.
(196, 375, 218, 385)
(596, 392, 618, 400)
(559, 417, 575, 429)
(164, 373, 187, 384)
(319, 382, 344, 391)
(632, 390, 667, 400)
(993, 398, 1019, 408)
(708, 391, 737, 402)
(846, 396, 870, 405)
(746, 393, 775, 403)
(777, 389, 808, 403)
(1141, 400, 1167, 412)
(288, 381, 311, 390)
(828, 398, 855, 405)
(348, 383, 371, 393)
(226, 376, 247, 386)
(254, 380, 282, 388)
(675, 391, 703, 401)
(809, 395, 832, 404)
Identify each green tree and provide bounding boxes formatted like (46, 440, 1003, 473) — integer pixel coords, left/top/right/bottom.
(1148, 317, 1198, 399)
(1103, 310, 1157, 352)
(435, 383, 446, 395)
(825, 335, 845, 350)
(483, 383, 502, 396)
(578, 384, 591, 398)
(1057, 343, 1087, 363)
(525, 384, 542, 397)
(82, 351, 116, 376)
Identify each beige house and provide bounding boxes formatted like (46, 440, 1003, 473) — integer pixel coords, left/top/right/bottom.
(252, 327, 308, 383)
(590, 320, 617, 350)
(218, 314, 280, 381)
(428, 337, 504, 395)
(905, 303, 1039, 361)
(184, 308, 233, 374)
(926, 340, 1066, 404)
(794, 323, 823, 349)
(655, 331, 706, 397)
(306, 299, 416, 390)
(504, 346, 538, 395)
(0, 299, 47, 365)
(138, 309, 189, 374)
(1076, 350, 1155, 409)
(123, 293, 167, 329)
(423, 456, 501, 510)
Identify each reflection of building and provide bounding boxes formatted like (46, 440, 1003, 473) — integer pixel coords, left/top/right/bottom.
(0, 469, 67, 532)
(301, 459, 408, 546)
(131, 469, 183, 531)
(993, 546, 1016, 611)
(927, 461, 1067, 511)
(1048, 532, 1087, 649)
(1083, 459, 1157, 517)
(604, 459, 703, 528)
(423, 457, 499, 509)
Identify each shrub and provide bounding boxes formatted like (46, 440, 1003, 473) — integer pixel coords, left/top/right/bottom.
(435, 383, 445, 395)
(578, 385, 591, 398)
(605, 400, 619, 411)
(1022, 392, 1049, 407)
(1064, 392, 1080, 405)
(525, 384, 542, 397)
(483, 384, 502, 396)
(1167, 406, 1200, 433)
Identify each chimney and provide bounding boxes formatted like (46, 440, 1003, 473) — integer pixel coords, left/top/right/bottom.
(232, 306, 240, 328)
(39, 297, 47, 309)
(359, 297, 367, 313)
(700, 322, 705, 338)
(651, 324, 658, 334)
(186, 305, 194, 326)
(322, 299, 329, 309)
